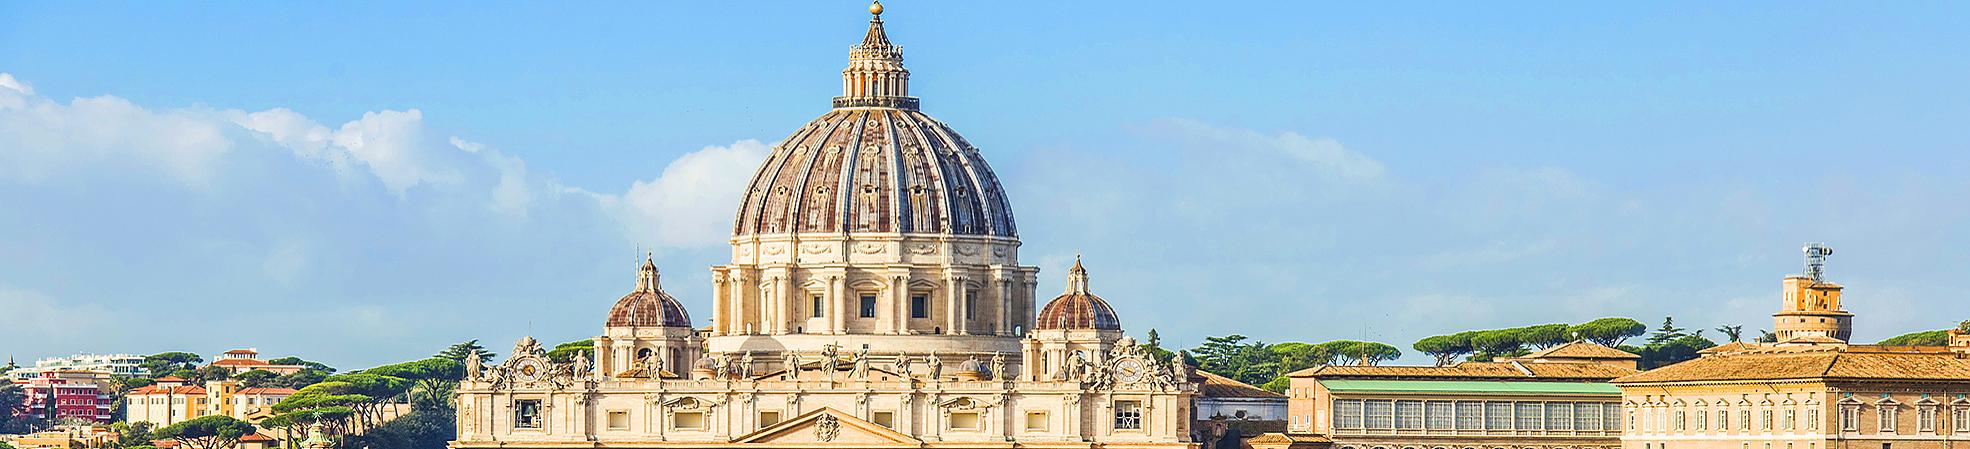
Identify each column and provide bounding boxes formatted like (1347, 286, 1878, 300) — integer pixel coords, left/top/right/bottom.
(710, 271, 728, 335)
(892, 275, 908, 334)
(944, 276, 960, 335)
(996, 276, 1011, 336)
(831, 275, 846, 334)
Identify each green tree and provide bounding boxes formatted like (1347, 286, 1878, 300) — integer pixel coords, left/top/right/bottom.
(266, 357, 336, 373)
(1141, 329, 1179, 364)
(1412, 334, 1473, 367)
(1715, 325, 1745, 342)
(1468, 329, 1525, 359)
(546, 340, 594, 364)
(274, 368, 331, 389)
(0, 384, 31, 433)
(345, 407, 456, 449)
(153, 415, 255, 449)
(361, 358, 464, 409)
(1569, 317, 1648, 347)
(1636, 334, 1717, 369)
(1646, 317, 1690, 345)
(1518, 324, 1572, 349)
(233, 369, 278, 388)
(111, 421, 155, 448)
(1879, 330, 1950, 346)
(142, 352, 203, 378)
(1756, 329, 1778, 343)
(196, 365, 232, 382)
(436, 340, 497, 365)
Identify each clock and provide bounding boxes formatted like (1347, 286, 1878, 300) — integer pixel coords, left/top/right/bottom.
(512, 358, 546, 384)
(1114, 357, 1145, 383)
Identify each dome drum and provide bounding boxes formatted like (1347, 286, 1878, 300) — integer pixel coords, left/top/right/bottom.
(728, 235, 1020, 267)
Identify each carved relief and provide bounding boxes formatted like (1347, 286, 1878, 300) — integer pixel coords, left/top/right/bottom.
(801, 243, 833, 255)
(907, 244, 937, 255)
(855, 242, 886, 254)
(763, 245, 786, 255)
(955, 244, 979, 256)
(815, 414, 841, 442)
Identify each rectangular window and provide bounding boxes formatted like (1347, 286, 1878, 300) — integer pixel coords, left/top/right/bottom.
(1785, 409, 1797, 430)
(759, 411, 782, 428)
(951, 412, 981, 430)
(514, 400, 543, 429)
(1719, 410, 1729, 431)
(1487, 401, 1513, 430)
(1395, 400, 1424, 430)
(1365, 400, 1394, 429)
(860, 294, 878, 318)
(1455, 401, 1482, 430)
(1808, 408, 1819, 430)
(874, 411, 895, 428)
(1740, 409, 1752, 431)
(1763, 410, 1774, 430)
(1841, 407, 1858, 431)
(673, 411, 705, 430)
(1605, 404, 1621, 432)
(811, 295, 825, 318)
(1881, 406, 1898, 433)
(1697, 407, 1709, 431)
(1576, 403, 1601, 431)
(1954, 407, 1969, 432)
(1517, 402, 1543, 431)
(965, 291, 977, 320)
(1426, 401, 1454, 430)
(607, 411, 629, 430)
(910, 295, 929, 319)
(1334, 399, 1364, 429)
(1918, 407, 1935, 432)
(1114, 401, 1143, 430)
(1026, 411, 1049, 431)
(1549, 403, 1574, 431)
(1672, 410, 1685, 431)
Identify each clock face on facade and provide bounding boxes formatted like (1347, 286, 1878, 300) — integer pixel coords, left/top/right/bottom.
(514, 358, 546, 383)
(1114, 357, 1145, 383)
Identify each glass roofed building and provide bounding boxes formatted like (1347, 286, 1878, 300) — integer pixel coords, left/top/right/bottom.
(1277, 342, 1642, 449)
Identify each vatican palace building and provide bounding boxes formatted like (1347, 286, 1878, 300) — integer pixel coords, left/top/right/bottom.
(450, 3, 1200, 449)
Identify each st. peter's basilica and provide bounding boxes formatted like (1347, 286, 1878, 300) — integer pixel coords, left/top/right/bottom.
(451, 3, 1200, 449)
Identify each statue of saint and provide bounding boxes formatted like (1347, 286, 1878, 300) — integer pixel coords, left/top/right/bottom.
(464, 350, 483, 381)
(927, 351, 944, 379)
(990, 352, 1006, 381)
(740, 351, 756, 378)
(572, 352, 591, 379)
(783, 351, 801, 376)
(894, 353, 914, 377)
(851, 347, 871, 379)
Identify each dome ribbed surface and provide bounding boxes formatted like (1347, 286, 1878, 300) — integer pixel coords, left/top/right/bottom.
(1035, 292, 1121, 330)
(732, 109, 1016, 237)
(605, 259, 692, 328)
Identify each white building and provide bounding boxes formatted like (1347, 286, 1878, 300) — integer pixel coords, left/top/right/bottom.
(9, 354, 147, 380)
(451, 3, 1198, 449)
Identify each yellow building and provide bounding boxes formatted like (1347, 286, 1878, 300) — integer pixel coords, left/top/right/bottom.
(1279, 341, 1642, 449)
(1612, 245, 1970, 449)
(124, 376, 296, 427)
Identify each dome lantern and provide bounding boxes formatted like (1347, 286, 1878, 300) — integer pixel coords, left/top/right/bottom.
(605, 256, 692, 328)
(1035, 257, 1122, 330)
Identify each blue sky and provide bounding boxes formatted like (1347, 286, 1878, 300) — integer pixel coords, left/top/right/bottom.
(3, 1, 1967, 369)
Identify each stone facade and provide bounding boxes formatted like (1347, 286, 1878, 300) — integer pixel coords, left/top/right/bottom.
(450, 3, 1197, 449)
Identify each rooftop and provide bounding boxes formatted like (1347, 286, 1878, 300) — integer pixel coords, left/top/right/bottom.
(1615, 346, 1970, 384)
(1195, 370, 1285, 399)
(1320, 379, 1622, 395)
(1290, 360, 1637, 381)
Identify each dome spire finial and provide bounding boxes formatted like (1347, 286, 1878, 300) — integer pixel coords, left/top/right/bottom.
(834, 0, 917, 110)
(1065, 255, 1090, 295)
(637, 253, 660, 292)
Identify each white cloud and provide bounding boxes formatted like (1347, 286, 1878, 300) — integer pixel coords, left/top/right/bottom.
(0, 75, 233, 184)
(0, 287, 107, 337)
(1147, 118, 1385, 182)
(590, 140, 771, 248)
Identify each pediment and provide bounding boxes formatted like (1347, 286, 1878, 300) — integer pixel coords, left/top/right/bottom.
(732, 407, 920, 446)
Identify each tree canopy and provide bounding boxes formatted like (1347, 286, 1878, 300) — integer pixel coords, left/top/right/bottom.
(1188, 334, 1399, 393)
(1569, 317, 1648, 347)
(1879, 330, 1951, 346)
(436, 340, 497, 365)
(546, 340, 594, 363)
(153, 415, 255, 449)
(141, 352, 203, 378)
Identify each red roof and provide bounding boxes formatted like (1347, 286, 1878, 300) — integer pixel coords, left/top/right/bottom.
(223, 349, 258, 355)
(128, 385, 208, 395)
(238, 433, 277, 443)
(154, 376, 188, 382)
(152, 441, 179, 448)
(212, 358, 270, 367)
(237, 387, 297, 395)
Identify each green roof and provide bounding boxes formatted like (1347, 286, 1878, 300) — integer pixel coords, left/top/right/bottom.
(1319, 379, 1620, 395)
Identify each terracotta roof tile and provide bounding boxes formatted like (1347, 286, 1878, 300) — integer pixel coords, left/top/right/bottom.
(1196, 370, 1285, 399)
(1522, 341, 1640, 360)
(1290, 361, 1634, 380)
(236, 387, 297, 395)
(1615, 349, 1970, 384)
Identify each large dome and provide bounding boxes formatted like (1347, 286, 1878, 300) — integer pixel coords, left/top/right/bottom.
(605, 258, 692, 328)
(730, 10, 1016, 238)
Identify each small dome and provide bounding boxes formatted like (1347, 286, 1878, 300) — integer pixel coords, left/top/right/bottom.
(606, 257, 693, 328)
(958, 357, 988, 373)
(695, 354, 720, 370)
(1034, 257, 1121, 330)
